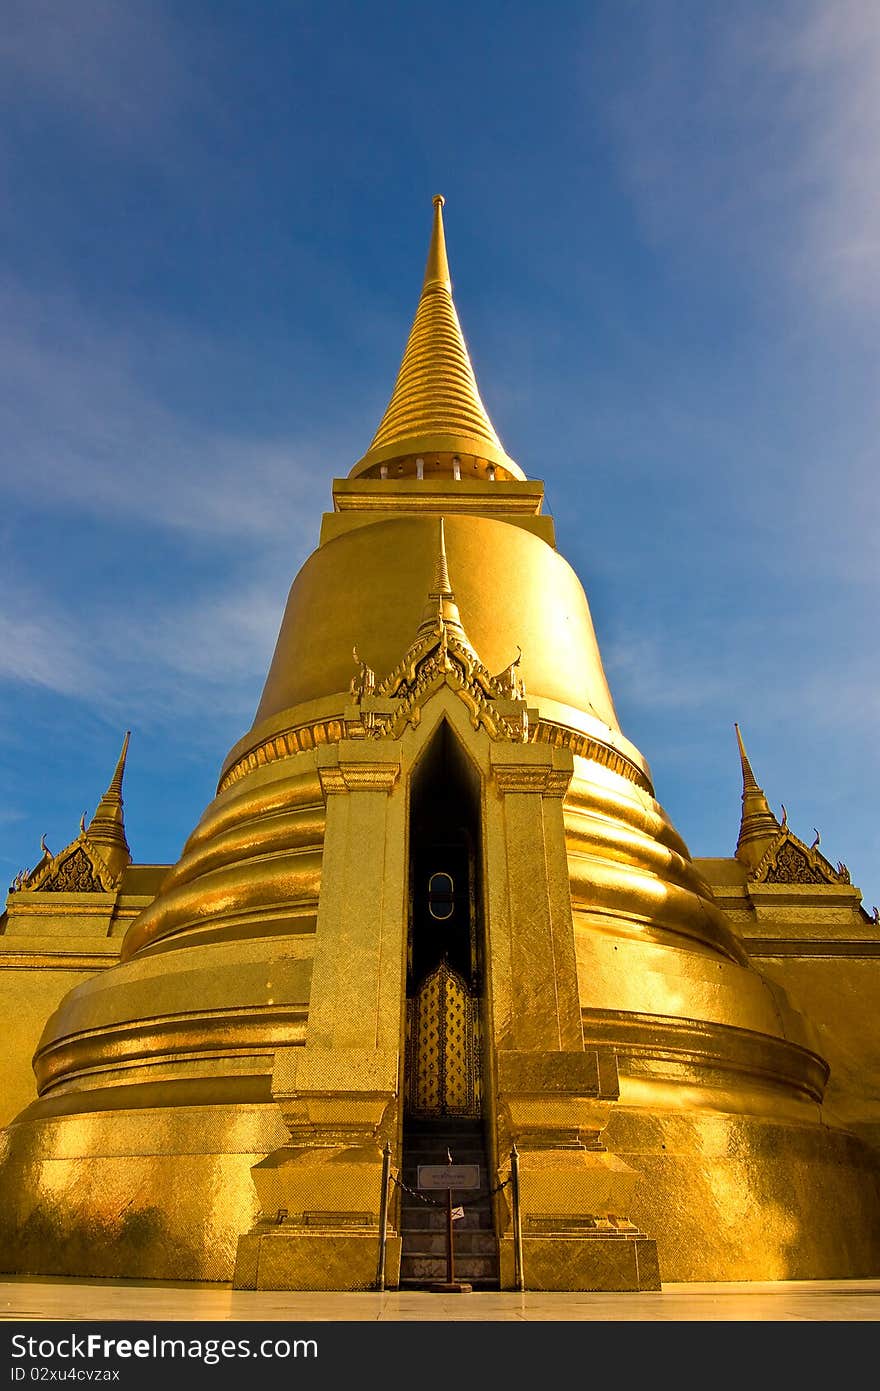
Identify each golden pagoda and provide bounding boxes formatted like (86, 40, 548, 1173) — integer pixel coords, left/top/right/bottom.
(1, 199, 880, 1291)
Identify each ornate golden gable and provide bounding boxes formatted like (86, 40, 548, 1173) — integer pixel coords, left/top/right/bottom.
(19, 833, 118, 894)
(751, 828, 850, 886)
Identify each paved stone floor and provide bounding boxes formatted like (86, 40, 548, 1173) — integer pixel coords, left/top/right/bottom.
(1, 1277, 879, 1321)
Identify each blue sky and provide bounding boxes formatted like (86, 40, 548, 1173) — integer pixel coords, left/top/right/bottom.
(1, 1, 878, 912)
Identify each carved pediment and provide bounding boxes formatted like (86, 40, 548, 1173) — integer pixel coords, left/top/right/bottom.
(17, 835, 118, 894)
(752, 829, 849, 886)
(350, 618, 530, 744)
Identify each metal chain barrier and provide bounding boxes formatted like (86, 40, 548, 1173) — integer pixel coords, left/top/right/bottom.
(390, 1171, 511, 1209)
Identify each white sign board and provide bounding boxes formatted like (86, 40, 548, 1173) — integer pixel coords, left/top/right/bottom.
(417, 1163, 481, 1191)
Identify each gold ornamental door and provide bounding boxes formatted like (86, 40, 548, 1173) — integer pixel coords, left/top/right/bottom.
(405, 960, 481, 1117)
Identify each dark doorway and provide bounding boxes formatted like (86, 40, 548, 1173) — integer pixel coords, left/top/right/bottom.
(407, 719, 481, 995)
(399, 720, 498, 1288)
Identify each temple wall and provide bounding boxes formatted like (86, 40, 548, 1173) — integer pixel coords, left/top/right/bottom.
(0, 1104, 287, 1281)
(698, 856, 880, 1153)
(0, 871, 163, 1128)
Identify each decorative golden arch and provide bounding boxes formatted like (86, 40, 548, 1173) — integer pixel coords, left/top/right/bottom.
(405, 960, 481, 1118)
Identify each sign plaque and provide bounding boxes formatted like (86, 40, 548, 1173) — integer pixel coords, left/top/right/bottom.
(417, 1163, 480, 1191)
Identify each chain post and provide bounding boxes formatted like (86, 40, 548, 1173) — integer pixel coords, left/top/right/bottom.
(376, 1140, 392, 1291)
(511, 1143, 524, 1292)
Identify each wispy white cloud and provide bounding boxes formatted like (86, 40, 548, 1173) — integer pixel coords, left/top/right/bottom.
(101, 573, 291, 729)
(0, 589, 97, 695)
(0, 563, 292, 731)
(0, 281, 330, 540)
(597, 0, 880, 313)
(0, 277, 332, 730)
(0, 284, 323, 722)
(605, 619, 879, 738)
(603, 631, 730, 714)
(761, 0, 880, 308)
(136, 582, 287, 685)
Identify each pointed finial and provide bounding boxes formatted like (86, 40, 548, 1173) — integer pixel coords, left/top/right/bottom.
(107, 730, 130, 798)
(90, 730, 130, 821)
(418, 517, 467, 639)
(733, 723, 781, 872)
(434, 517, 452, 595)
(86, 731, 132, 882)
(423, 195, 451, 290)
(734, 723, 760, 793)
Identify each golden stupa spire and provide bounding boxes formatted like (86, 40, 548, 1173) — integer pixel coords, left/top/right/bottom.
(418, 517, 466, 639)
(350, 196, 524, 480)
(734, 723, 781, 871)
(86, 731, 132, 881)
(422, 193, 451, 290)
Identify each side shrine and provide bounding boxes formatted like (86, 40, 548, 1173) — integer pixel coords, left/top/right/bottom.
(2, 199, 879, 1290)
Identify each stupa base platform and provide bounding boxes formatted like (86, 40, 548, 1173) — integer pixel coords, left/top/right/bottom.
(233, 1226, 401, 1291)
(499, 1232, 661, 1291)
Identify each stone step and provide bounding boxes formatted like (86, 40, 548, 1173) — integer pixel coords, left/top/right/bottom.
(400, 1122, 499, 1287)
(402, 1127, 485, 1139)
(398, 1192, 493, 1209)
(399, 1204, 493, 1225)
(398, 1231, 497, 1256)
(404, 1121, 485, 1131)
(398, 1208, 492, 1231)
(399, 1254, 497, 1282)
(400, 1184, 489, 1202)
(401, 1155, 487, 1163)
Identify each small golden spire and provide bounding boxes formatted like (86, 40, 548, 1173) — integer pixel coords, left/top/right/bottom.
(735, 722, 760, 793)
(418, 518, 466, 639)
(433, 516, 452, 594)
(86, 731, 132, 881)
(733, 724, 781, 871)
(350, 197, 523, 480)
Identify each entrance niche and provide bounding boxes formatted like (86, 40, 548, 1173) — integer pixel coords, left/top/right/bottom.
(405, 719, 484, 1118)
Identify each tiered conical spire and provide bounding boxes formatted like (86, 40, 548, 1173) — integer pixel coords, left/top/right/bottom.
(86, 731, 132, 881)
(351, 196, 523, 480)
(734, 723, 781, 871)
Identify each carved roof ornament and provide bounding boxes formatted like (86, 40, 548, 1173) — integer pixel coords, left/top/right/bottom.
(751, 828, 852, 887)
(494, 645, 526, 702)
(348, 519, 530, 744)
(349, 646, 376, 701)
(10, 732, 132, 895)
